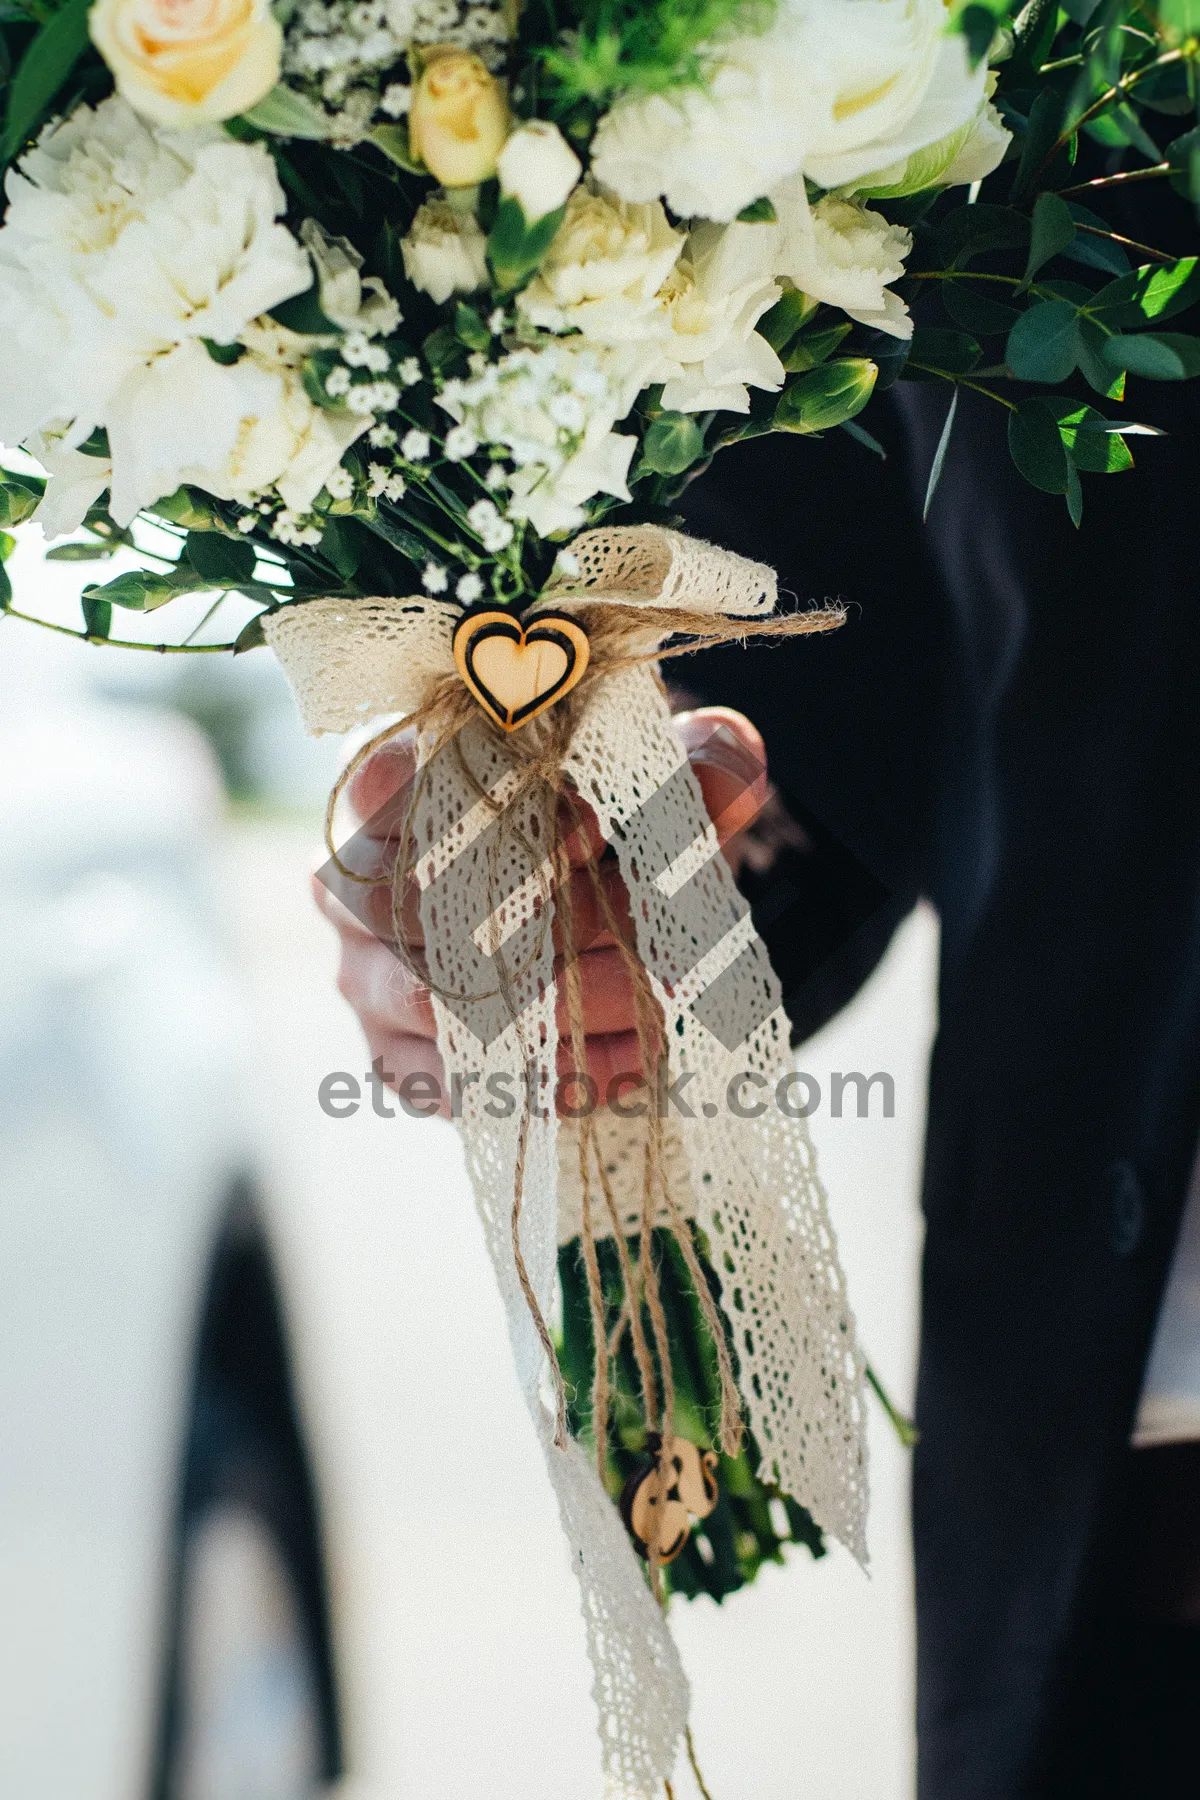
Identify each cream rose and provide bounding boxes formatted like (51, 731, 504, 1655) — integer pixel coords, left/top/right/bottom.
(409, 47, 509, 187)
(773, 182, 913, 339)
(89, 0, 281, 128)
(401, 195, 489, 304)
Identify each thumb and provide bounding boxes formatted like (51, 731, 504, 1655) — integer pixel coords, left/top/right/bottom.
(673, 706, 768, 850)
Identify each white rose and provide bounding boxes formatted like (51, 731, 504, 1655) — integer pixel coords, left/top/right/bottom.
(656, 221, 785, 414)
(400, 195, 489, 304)
(773, 182, 913, 339)
(104, 336, 367, 522)
(807, 35, 1008, 195)
(497, 119, 582, 220)
(0, 97, 310, 456)
(518, 182, 684, 342)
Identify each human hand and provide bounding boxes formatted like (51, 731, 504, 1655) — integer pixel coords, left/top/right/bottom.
(313, 706, 768, 1119)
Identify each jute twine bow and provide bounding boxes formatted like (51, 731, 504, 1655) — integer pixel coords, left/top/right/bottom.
(318, 568, 844, 1559)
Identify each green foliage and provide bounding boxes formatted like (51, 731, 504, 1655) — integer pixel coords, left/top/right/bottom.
(639, 410, 706, 475)
(537, 0, 773, 115)
(1, 0, 91, 163)
(557, 1229, 825, 1604)
(238, 84, 333, 140)
(487, 195, 566, 293)
(0, 475, 41, 525)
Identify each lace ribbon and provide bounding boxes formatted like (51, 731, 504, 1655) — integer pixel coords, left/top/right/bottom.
(266, 526, 869, 1798)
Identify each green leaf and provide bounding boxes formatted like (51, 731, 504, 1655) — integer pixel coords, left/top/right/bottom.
(1076, 316, 1125, 396)
(238, 84, 333, 140)
(77, 426, 110, 459)
(320, 516, 359, 581)
(1005, 299, 1081, 383)
(781, 321, 851, 372)
(909, 327, 982, 374)
(150, 487, 224, 531)
(1065, 455, 1083, 528)
(454, 301, 492, 351)
(1040, 400, 1134, 472)
(487, 196, 567, 293)
(1010, 86, 1068, 203)
(233, 612, 268, 654)
(368, 121, 423, 172)
(0, 528, 14, 562)
(80, 591, 112, 639)
(1086, 259, 1200, 329)
(202, 337, 243, 365)
(269, 280, 340, 337)
(941, 282, 1021, 337)
(1, 0, 91, 163)
(923, 390, 958, 521)
(773, 358, 878, 435)
(1008, 398, 1070, 493)
(957, 1, 1000, 65)
(736, 197, 777, 224)
(1019, 191, 1076, 292)
(936, 203, 1031, 267)
(1102, 331, 1200, 379)
(186, 530, 257, 585)
(0, 477, 41, 526)
(45, 539, 115, 561)
(757, 289, 817, 355)
(840, 419, 886, 459)
(639, 411, 705, 476)
(1167, 126, 1200, 203)
(421, 322, 463, 379)
(1062, 204, 1129, 277)
(82, 569, 190, 612)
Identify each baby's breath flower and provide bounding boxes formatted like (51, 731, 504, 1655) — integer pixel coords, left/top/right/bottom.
(488, 307, 506, 335)
(325, 463, 355, 499)
(554, 548, 581, 578)
(422, 561, 448, 592)
(484, 462, 508, 490)
(237, 514, 258, 534)
(398, 356, 422, 387)
(401, 428, 431, 461)
(272, 510, 324, 546)
(367, 461, 389, 496)
(343, 330, 391, 373)
(467, 497, 514, 552)
(384, 473, 407, 501)
(444, 423, 478, 461)
(380, 81, 411, 115)
(456, 572, 483, 602)
(368, 422, 397, 448)
(325, 365, 352, 397)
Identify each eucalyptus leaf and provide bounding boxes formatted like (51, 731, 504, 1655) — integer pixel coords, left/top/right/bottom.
(1102, 331, 1200, 379)
(923, 389, 958, 521)
(1008, 398, 1070, 493)
(1020, 191, 1075, 292)
(942, 281, 1021, 337)
(909, 327, 982, 374)
(186, 530, 257, 585)
(1086, 258, 1200, 329)
(1005, 299, 1081, 383)
(1040, 400, 1135, 472)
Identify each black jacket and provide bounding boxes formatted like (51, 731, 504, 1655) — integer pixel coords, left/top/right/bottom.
(677, 376, 1200, 1799)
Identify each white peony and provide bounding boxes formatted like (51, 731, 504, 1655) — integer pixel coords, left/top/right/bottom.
(105, 336, 367, 522)
(773, 181, 913, 338)
(439, 341, 646, 536)
(0, 96, 315, 526)
(497, 119, 582, 220)
(654, 221, 785, 413)
(400, 194, 489, 304)
(27, 432, 113, 538)
(592, 0, 1002, 221)
(518, 182, 685, 343)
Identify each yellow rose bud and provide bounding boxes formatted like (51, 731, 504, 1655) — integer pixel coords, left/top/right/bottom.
(409, 48, 509, 189)
(89, 0, 282, 129)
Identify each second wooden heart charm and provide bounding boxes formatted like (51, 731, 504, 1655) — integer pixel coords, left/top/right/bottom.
(451, 607, 590, 732)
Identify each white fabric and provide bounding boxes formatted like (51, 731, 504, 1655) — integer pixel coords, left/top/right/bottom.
(265, 525, 869, 1796)
(1134, 1141, 1200, 1447)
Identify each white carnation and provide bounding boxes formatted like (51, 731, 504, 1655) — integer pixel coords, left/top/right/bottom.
(400, 195, 488, 304)
(440, 342, 644, 536)
(773, 182, 913, 339)
(0, 96, 313, 525)
(518, 182, 685, 342)
(654, 221, 784, 413)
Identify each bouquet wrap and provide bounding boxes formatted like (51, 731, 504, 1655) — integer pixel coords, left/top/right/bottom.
(267, 525, 868, 1795)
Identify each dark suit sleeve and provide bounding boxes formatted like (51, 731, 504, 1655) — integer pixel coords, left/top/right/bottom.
(674, 392, 959, 1040)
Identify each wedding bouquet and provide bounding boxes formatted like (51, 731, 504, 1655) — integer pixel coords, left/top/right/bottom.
(1, 0, 1196, 1789)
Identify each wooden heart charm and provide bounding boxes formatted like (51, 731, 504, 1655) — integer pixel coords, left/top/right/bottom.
(452, 607, 590, 732)
(620, 1434, 719, 1565)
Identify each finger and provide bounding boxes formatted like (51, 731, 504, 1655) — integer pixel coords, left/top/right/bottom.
(359, 1028, 450, 1119)
(336, 932, 437, 1038)
(674, 707, 769, 848)
(555, 1030, 651, 1103)
(554, 944, 642, 1040)
(552, 858, 633, 955)
(347, 731, 419, 839)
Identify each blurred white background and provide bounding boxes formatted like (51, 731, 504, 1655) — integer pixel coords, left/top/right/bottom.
(0, 519, 936, 1800)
